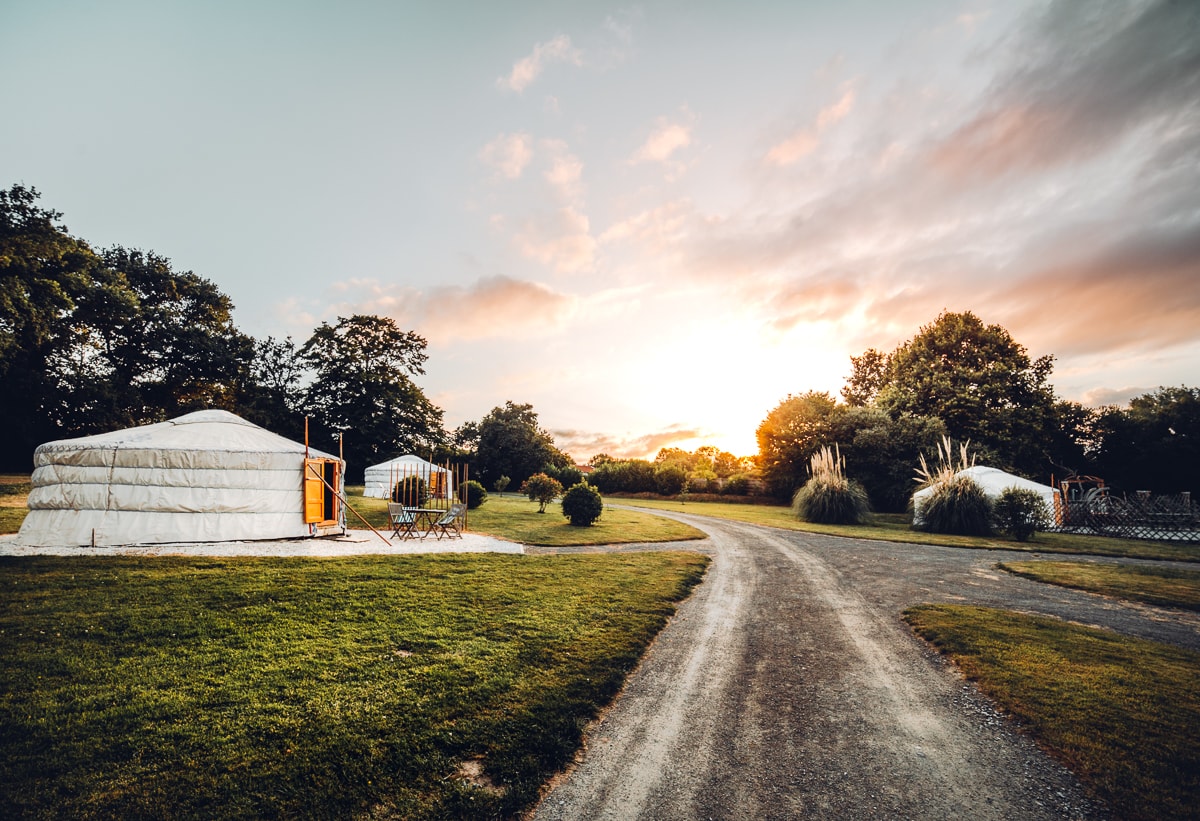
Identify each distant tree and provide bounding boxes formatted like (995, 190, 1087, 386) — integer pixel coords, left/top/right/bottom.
(237, 335, 307, 442)
(521, 472, 563, 513)
(654, 463, 688, 495)
(474, 401, 571, 488)
(493, 475, 511, 495)
(830, 407, 948, 512)
(872, 311, 1058, 477)
(842, 347, 888, 406)
(1090, 387, 1200, 494)
(755, 391, 840, 499)
(299, 315, 445, 469)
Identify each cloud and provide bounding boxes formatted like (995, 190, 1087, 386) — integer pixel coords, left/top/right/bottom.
(315, 276, 577, 344)
(551, 426, 707, 461)
(927, 0, 1200, 181)
(1079, 386, 1151, 408)
(478, 132, 533, 179)
(632, 119, 692, 164)
(497, 34, 582, 93)
(514, 206, 597, 273)
(993, 222, 1200, 357)
(540, 138, 584, 199)
(765, 87, 855, 166)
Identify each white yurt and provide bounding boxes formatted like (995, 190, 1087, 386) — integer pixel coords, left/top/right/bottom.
(912, 465, 1059, 526)
(16, 410, 345, 547)
(363, 455, 455, 500)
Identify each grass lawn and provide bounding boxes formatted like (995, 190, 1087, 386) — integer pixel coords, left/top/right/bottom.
(614, 497, 1200, 562)
(346, 489, 706, 546)
(904, 604, 1200, 821)
(0, 552, 708, 819)
(0, 475, 30, 535)
(999, 560, 1200, 610)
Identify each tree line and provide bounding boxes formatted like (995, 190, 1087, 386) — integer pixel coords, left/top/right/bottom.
(757, 311, 1198, 511)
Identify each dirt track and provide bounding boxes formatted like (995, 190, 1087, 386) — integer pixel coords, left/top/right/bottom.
(530, 511, 1200, 820)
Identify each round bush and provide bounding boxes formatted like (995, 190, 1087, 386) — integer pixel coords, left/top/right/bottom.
(458, 479, 488, 509)
(916, 475, 992, 535)
(722, 474, 751, 496)
(992, 487, 1051, 541)
(561, 482, 603, 526)
(391, 476, 428, 507)
(655, 464, 688, 496)
(792, 477, 870, 524)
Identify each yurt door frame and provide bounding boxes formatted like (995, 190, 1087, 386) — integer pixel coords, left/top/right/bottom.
(304, 458, 342, 527)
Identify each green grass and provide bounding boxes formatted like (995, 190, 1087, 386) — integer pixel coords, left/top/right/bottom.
(904, 604, 1200, 821)
(0, 552, 709, 819)
(999, 561, 1200, 610)
(346, 490, 706, 546)
(0, 475, 30, 535)
(614, 497, 1200, 561)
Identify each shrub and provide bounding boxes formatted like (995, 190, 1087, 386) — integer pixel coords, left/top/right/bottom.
(791, 445, 870, 525)
(655, 463, 688, 496)
(459, 479, 488, 509)
(493, 475, 510, 495)
(561, 482, 604, 526)
(916, 474, 993, 535)
(391, 476, 428, 507)
(521, 473, 563, 513)
(722, 474, 751, 496)
(992, 487, 1051, 541)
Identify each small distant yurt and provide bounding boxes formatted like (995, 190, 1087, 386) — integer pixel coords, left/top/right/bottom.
(912, 465, 1059, 526)
(16, 410, 345, 547)
(363, 455, 454, 500)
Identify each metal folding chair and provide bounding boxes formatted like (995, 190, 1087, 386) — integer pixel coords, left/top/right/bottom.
(388, 503, 417, 540)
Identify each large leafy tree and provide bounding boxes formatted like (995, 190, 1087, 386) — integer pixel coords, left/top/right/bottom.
(870, 311, 1058, 477)
(299, 314, 445, 473)
(830, 407, 948, 513)
(755, 391, 840, 499)
(238, 335, 307, 442)
(0, 185, 100, 468)
(473, 401, 571, 488)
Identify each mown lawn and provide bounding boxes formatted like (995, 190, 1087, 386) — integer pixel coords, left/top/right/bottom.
(999, 560, 1200, 610)
(0, 552, 708, 819)
(615, 497, 1200, 561)
(904, 604, 1200, 821)
(0, 475, 30, 535)
(347, 490, 706, 546)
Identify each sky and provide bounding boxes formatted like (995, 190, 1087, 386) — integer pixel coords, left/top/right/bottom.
(3, 0, 1198, 461)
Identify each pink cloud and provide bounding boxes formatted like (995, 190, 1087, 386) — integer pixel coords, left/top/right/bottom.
(479, 132, 534, 180)
(633, 120, 692, 164)
(496, 34, 582, 93)
(514, 206, 597, 273)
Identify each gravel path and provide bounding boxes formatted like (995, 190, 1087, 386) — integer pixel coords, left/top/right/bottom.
(531, 510, 1199, 820)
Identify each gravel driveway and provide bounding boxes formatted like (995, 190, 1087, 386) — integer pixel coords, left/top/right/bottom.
(531, 511, 1200, 820)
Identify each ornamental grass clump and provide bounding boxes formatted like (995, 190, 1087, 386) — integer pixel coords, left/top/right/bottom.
(993, 486, 1051, 542)
(913, 436, 992, 536)
(792, 445, 870, 525)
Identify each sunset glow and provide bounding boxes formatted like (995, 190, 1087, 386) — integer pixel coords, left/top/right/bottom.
(4, 1, 1197, 460)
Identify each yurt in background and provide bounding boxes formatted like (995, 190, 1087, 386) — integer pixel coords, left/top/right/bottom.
(15, 410, 345, 547)
(363, 454, 455, 501)
(912, 465, 1059, 527)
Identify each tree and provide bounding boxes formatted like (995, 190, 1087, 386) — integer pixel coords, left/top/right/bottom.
(299, 315, 445, 470)
(830, 407, 947, 513)
(842, 348, 888, 406)
(238, 336, 306, 442)
(1090, 387, 1200, 494)
(521, 472, 563, 513)
(755, 391, 840, 498)
(872, 311, 1058, 477)
(474, 401, 571, 488)
(0, 185, 99, 468)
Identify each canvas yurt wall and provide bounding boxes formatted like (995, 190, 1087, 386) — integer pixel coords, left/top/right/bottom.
(16, 410, 345, 547)
(363, 455, 455, 500)
(912, 465, 1059, 526)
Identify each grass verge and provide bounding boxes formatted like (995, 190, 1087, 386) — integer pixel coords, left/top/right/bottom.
(614, 497, 1200, 562)
(1, 552, 708, 819)
(904, 604, 1200, 821)
(346, 490, 705, 546)
(0, 475, 30, 535)
(999, 560, 1200, 610)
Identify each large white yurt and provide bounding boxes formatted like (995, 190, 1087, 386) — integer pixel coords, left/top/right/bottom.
(16, 410, 345, 547)
(363, 455, 454, 500)
(912, 465, 1059, 526)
